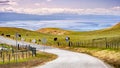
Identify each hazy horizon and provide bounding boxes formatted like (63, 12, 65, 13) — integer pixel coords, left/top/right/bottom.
(0, 0, 120, 31)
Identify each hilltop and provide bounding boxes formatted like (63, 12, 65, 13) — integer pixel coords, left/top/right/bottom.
(36, 28, 71, 35)
(110, 22, 120, 29)
(36, 22, 120, 36)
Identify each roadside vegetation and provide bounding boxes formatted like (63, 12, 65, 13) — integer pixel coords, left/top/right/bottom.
(55, 46, 120, 68)
(0, 44, 57, 68)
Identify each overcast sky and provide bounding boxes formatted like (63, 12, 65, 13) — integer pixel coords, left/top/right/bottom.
(0, 0, 120, 15)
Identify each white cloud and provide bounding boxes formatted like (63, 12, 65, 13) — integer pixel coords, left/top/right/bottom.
(0, 6, 120, 16)
(46, 0, 52, 2)
(112, 6, 120, 10)
(8, 0, 18, 6)
(0, 0, 18, 6)
(34, 3, 40, 6)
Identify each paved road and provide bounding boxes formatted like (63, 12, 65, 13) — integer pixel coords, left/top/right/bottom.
(0, 36, 112, 68)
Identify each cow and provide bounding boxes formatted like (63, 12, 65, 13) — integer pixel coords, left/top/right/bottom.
(6, 35, 10, 37)
(18, 34, 21, 37)
(1, 33, 4, 36)
(54, 37, 57, 41)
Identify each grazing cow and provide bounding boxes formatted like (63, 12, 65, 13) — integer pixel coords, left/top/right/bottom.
(18, 34, 21, 37)
(54, 37, 57, 41)
(1, 33, 4, 36)
(38, 39, 41, 42)
(6, 35, 10, 37)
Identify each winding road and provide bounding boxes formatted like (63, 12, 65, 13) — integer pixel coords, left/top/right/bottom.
(0, 36, 112, 68)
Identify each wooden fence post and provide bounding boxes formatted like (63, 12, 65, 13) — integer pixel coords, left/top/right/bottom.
(8, 54, 10, 63)
(2, 54, 4, 63)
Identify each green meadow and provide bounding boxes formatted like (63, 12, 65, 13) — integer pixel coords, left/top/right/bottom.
(0, 22, 120, 48)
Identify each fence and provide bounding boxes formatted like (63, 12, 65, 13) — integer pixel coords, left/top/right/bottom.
(0, 45, 36, 64)
(51, 37, 120, 49)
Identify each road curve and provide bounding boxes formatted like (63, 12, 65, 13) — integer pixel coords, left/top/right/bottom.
(0, 36, 112, 68)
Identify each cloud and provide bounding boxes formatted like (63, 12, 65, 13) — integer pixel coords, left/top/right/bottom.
(34, 3, 40, 6)
(112, 6, 120, 10)
(8, 0, 18, 6)
(0, 0, 18, 6)
(0, 0, 9, 5)
(46, 0, 52, 2)
(0, 6, 120, 15)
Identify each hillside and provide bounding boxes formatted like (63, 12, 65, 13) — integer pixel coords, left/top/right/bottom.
(36, 22, 120, 36)
(37, 28, 71, 35)
(0, 27, 35, 35)
(0, 22, 120, 42)
(110, 22, 120, 29)
(0, 27, 47, 39)
(91, 22, 120, 36)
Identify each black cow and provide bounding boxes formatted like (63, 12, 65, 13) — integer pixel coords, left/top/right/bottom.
(38, 39, 41, 42)
(1, 33, 4, 36)
(54, 37, 57, 41)
(18, 34, 21, 37)
(6, 35, 10, 37)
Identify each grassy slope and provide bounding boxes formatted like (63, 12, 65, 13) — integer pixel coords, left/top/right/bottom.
(37, 28, 71, 35)
(0, 23, 120, 45)
(36, 22, 120, 44)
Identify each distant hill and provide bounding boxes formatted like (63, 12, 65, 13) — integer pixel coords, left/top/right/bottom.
(0, 27, 33, 35)
(36, 22, 120, 36)
(97, 22, 120, 31)
(0, 22, 120, 36)
(110, 22, 120, 29)
(36, 28, 70, 35)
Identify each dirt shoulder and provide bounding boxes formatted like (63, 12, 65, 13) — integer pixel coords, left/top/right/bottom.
(54, 46, 120, 68)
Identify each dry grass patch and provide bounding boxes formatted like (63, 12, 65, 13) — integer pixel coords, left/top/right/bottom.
(57, 46, 120, 68)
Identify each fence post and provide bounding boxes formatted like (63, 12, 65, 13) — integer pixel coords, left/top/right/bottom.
(2, 54, 4, 63)
(26, 51, 27, 58)
(0, 51, 2, 57)
(8, 54, 10, 63)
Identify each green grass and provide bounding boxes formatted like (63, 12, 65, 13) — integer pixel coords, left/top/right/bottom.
(0, 44, 12, 49)
(0, 22, 120, 47)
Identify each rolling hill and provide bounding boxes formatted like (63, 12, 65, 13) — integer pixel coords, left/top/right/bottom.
(36, 22, 120, 36)
(0, 22, 120, 44)
(36, 28, 71, 35)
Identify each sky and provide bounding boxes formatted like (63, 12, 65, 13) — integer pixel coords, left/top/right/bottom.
(0, 0, 120, 31)
(0, 0, 120, 15)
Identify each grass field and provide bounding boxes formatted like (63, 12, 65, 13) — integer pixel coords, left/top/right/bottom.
(0, 23, 120, 47)
(0, 22, 120, 68)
